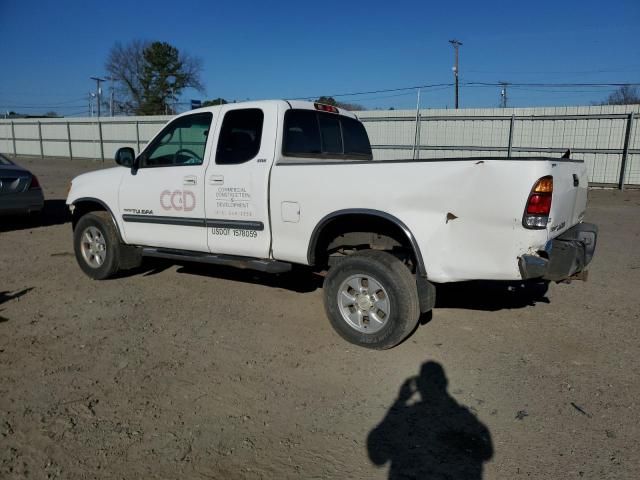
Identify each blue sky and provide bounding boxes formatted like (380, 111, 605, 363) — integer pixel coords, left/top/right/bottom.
(0, 0, 638, 115)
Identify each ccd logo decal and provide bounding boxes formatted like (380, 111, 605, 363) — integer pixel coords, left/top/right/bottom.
(160, 190, 196, 211)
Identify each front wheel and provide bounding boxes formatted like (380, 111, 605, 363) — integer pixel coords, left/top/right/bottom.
(73, 212, 122, 280)
(323, 250, 421, 349)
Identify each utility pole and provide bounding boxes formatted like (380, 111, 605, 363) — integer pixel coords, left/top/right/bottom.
(499, 82, 509, 108)
(449, 39, 462, 109)
(90, 76, 106, 117)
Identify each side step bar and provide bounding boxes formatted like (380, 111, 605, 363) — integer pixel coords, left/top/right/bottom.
(141, 248, 292, 274)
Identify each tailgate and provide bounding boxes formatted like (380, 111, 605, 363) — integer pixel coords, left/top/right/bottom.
(548, 160, 588, 237)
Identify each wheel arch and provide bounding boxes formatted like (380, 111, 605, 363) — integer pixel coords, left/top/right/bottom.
(307, 209, 427, 277)
(71, 197, 123, 242)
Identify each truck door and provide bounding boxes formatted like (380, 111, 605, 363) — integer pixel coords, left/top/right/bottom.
(204, 104, 278, 258)
(118, 112, 216, 251)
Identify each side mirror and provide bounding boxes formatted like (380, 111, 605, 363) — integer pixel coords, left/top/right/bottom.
(115, 147, 135, 168)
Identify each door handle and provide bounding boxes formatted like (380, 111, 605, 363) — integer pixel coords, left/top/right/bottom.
(209, 175, 224, 185)
(572, 174, 579, 187)
(183, 175, 197, 186)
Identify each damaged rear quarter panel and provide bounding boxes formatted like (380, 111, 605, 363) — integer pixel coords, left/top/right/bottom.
(270, 159, 553, 282)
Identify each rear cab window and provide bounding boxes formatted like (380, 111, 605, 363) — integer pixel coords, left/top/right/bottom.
(282, 109, 372, 161)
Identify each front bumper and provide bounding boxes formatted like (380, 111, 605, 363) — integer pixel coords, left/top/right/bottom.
(519, 222, 598, 281)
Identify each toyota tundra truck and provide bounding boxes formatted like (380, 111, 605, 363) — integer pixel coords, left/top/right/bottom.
(66, 100, 597, 349)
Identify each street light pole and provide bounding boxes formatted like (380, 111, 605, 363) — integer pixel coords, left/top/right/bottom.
(90, 76, 107, 117)
(107, 76, 115, 116)
(499, 82, 509, 108)
(449, 39, 463, 109)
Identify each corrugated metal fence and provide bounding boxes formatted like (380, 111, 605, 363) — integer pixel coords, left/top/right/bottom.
(361, 105, 640, 188)
(1, 105, 638, 188)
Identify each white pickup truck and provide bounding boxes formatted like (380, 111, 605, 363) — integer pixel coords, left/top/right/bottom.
(67, 100, 597, 349)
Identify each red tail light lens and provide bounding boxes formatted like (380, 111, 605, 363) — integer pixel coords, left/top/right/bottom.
(29, 175, 41, 189)
(526, 193, 552, 215)
(523, 176, 553, 229)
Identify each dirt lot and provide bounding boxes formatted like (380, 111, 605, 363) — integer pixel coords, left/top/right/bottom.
(1, 156, 639, 479)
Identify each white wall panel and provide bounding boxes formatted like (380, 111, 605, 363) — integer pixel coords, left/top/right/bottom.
(1, 107, 638, 185)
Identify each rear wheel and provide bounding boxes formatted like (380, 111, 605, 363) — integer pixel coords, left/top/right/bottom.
(74, 212, 122, 279)
(323, 250, 420, 349)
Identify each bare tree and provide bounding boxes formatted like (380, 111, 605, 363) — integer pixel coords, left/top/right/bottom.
(106, 40, 204, 115)
(202, 98, 228, 107)
(106, 40, 147, 114)
(602, 86, 640, 105)
(315, 96, 365, 111)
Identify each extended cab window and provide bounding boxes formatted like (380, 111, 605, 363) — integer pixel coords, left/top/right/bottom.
(283, 109, 372, 160)
(143, 113, 212, 167)
(216, 109, 264, 164)
(341, 117, 372, 156)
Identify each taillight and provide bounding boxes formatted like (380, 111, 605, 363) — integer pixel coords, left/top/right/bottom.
(523, 176, 553, 229)
(29, 175, 41, 189)
(526, 194, 552, 215)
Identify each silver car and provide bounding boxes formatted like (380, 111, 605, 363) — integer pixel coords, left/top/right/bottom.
(0, 154, 44, 216)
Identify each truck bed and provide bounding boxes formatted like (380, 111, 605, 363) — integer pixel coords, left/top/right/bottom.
(270, 156, 588, 282)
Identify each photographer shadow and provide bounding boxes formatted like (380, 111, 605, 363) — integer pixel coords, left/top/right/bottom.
(367, 361, 493, 479)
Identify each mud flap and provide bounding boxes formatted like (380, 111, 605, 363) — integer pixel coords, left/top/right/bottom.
(416, 275, 436, 313)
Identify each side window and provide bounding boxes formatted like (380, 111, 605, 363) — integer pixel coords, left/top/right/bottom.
(216, 109, 264, 164)
(283, 110, 321, 155)
(342, 117, 372, 156)
(143, 113, 212, 167)
(318, 115, 343, 154)
(282, 109, 372, 160)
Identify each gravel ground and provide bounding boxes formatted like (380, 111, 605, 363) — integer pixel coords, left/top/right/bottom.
(1, 156, 639, 479)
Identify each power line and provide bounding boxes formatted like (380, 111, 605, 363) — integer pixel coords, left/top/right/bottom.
(291, 83, 454, 101)
(3, 80, 637, 114)
(508, 86, 621, 93)
(338, 91, 419, 104)
(464, 81, 640, 87)
(290, 81, 638, 102)
(467, 67, 640, 75)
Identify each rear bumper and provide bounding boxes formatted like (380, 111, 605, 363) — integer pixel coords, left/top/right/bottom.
(0, 189, 45, 215)
(519, 222, 598, 281)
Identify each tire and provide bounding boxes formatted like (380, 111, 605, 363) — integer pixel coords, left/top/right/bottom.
(73, 212, 122, 280)
(323, 250, 421, 349)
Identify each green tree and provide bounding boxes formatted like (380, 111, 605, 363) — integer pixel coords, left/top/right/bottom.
(106, 40, 204, 115)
